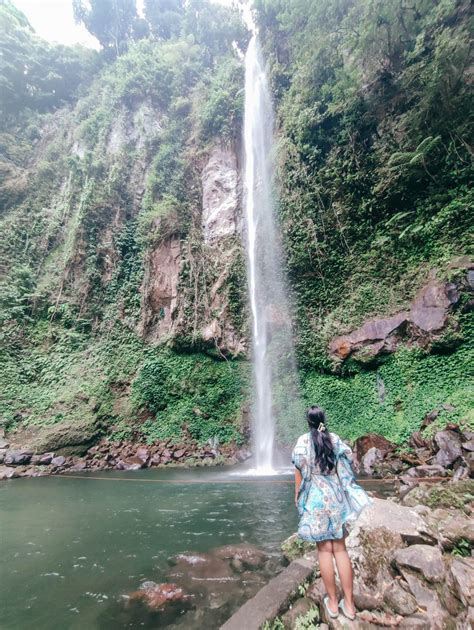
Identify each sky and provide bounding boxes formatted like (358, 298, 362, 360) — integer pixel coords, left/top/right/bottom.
(13, 0, 250, 48)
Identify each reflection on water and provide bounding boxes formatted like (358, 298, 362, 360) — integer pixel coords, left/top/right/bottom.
(0, 465, 393, 630)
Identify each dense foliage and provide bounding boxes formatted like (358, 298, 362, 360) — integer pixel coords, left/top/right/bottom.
(0, 0, 472, 451)
(256, 0, 473, 369)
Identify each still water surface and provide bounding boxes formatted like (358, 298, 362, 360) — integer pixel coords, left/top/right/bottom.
(0, 465, 390, 629)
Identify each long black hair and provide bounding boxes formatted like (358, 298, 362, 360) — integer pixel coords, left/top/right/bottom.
(307, 406, 335, 474)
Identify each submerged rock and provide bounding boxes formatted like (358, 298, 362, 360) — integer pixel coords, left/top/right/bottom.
(213, 544, 268, 569)
(127, 581, 191, 612)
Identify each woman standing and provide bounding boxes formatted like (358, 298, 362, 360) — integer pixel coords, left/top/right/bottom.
(292, 406, 372, 621)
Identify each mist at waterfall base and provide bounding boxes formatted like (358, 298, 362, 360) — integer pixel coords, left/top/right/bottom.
(242, 36, 302, 475)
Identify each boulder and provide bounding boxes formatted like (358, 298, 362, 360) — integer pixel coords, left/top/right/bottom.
(116, 456, 145, 471)
(361, 447, 384, 476)
(436, 513, 474, 550)
(281, 597, 317, 629)
(4, 449, 33, 465)
(51, 455, 66, 467)
(135, 446, 149, 464)
(31, 452, 54, 465)
(354, 434, 397, 463)
(399, 571, 449, 629)
(0, 438, 9, 449)
(0, 465, 18, 479)
(383, 580, 417, 616)
(403, 464, 448, 479)
(461, 439, 474, 452)
(329, 312, 408, 360)
(70, 459, 87, 471)
(348, 498, 436, 547)
(167, 552, 234, 581)
(450, 557, 474, 607)
(394, 545, 445, 583)
(409, 280, 459, 333)
(352, 579, 384, 611)
(434, 430, 462, 467)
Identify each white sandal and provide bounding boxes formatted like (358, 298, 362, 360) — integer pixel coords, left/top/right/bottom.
(339, 598, 356, 620)
(323, 595, 339, 619)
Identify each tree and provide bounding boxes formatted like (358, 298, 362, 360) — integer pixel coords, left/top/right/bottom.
(72, 0, 138, 56)
(144, 0, 184, 40)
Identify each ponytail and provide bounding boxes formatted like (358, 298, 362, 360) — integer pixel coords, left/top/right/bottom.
(307, 406, 335, 474)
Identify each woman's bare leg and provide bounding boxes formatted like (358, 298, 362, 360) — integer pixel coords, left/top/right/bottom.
(332, 537, 355, 615)
(316, 540, 338, 614)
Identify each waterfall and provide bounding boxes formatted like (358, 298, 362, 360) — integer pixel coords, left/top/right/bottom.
(243, 35, 301, 473)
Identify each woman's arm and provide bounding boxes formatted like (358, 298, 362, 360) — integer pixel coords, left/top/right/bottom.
(294, 468, 302, 507)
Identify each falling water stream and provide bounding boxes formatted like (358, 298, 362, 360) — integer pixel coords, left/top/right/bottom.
(243, 36, 301, 473)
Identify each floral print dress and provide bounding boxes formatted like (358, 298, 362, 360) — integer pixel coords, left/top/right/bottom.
(292, 432, 372, 542)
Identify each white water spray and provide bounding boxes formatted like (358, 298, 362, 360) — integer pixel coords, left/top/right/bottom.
(243, 35, 301, 474)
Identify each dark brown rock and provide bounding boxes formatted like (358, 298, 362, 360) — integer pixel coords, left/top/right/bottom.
(127, 581, 191, 612)
(354, 434, 397, 463)
(409, 280, 459, 333)
(329, 312, 408, 360)
(434, 430, 462, 467)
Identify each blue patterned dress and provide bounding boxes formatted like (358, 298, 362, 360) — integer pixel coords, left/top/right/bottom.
(292, 432, 372, 542)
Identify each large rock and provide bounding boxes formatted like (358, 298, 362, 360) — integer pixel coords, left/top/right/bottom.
(409, 280, 459, 333)
(361, 447, 384, 476)
(201, 144, 238, 244)
(0, 465, 18, 479)
(436, 512, 474, 551)
(434, 430, 462, 467)
(399, 571, 449, 629)
(329, 312, 408, 360)
(116, 456, 145, 471)
(139, 235, 181, 340)
(394, 545, 445, 583)
(329, 279, 460, 361)
(383, 580, 417, 616)
(450, 557, 474, 607)
(280, 597, 317, 629)
(354, 434, 396, 463)
(347, 498, 436, 547)
(4, 449, 33, 465)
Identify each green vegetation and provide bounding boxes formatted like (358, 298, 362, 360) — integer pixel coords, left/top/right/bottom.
(256, 0, 473, 370)
(0, 0, 248, 447)
(132, 350, 247, 444)
(0, 0, 472, 450)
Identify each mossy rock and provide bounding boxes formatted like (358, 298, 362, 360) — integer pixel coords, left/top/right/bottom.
(403, 480, 474, 513)
(281, 533, 317, 563)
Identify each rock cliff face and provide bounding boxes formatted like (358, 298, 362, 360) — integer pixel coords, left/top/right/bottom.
(138, 142, 246, 356)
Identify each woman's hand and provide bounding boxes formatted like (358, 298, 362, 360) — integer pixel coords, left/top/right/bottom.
(294, 469, 302, 509)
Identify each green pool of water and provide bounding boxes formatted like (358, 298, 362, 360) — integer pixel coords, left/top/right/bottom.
(0, 465, 392, 629)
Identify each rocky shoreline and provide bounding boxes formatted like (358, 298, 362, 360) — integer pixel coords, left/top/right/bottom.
(0, 433, 251, 480)
(272, 490, 474, 629)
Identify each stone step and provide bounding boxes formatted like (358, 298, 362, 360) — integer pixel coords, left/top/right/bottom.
(220, 552, 318, 630)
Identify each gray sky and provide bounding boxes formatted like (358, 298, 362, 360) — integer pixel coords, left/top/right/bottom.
(13, 0, 251, 48)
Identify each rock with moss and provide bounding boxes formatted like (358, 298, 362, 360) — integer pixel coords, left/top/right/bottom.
(281, 533, 318, 563)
